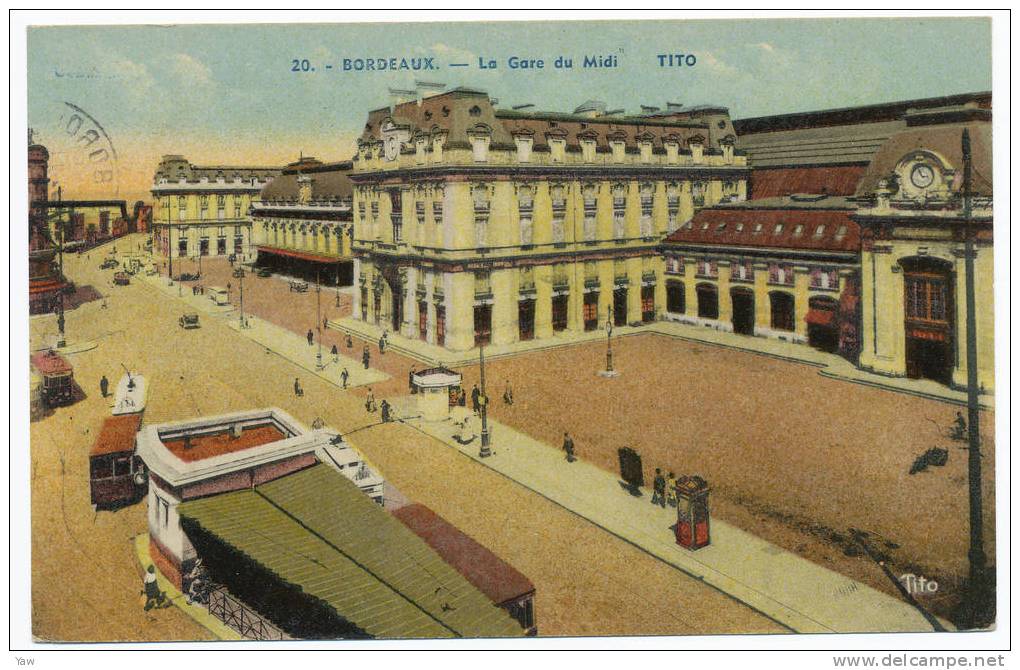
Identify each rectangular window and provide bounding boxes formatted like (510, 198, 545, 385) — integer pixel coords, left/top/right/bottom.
(234, 235, 243, 253)
(583, 293, 599, 331)
(613, 198, 626, 239)
(905, 276, 948, 322)
(432, 201, 443, 223)
(640, 194, 653, 237)
(518, 299, 536, 341)
(474, 304, 492, 346)
(436, 306, 446, 346)
(552, 294, 569, 331)
(416, 201, 426, 225)
(217, 237, 227, 255)
(519, 200, 534, 246)
(641, 285, 655, 322)
(200, 238, 210, 256)
(769, 263, 794, 286)
(392, 214, 403, 242)
(551, 199, 566, 244)
(667, 281, 685, 314)
(583, 200, 597, 241)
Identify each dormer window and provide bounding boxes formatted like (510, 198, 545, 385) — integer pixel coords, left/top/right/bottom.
(813, 224, 826, 238)
(834, 224, 848, 241)
(515, 135, 534, 163)
(753, 223, 763, 234)
(610, 139, 625, 162)
(773, 224, 784, 234)
(793, 224, 804, 237)
(470, 133, 491, 162)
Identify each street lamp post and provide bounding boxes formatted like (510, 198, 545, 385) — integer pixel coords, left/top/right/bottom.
(478, 342, 492, 457)
(606, 305, 614, 374)
(238, 267, 247, 328)
(316, 270, 324, 369)
(55, 186, 66, 348)
(336, 263, 342, 307)
(959, 128, 991, 628)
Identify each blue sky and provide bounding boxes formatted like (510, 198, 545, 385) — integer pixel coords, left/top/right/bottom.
(27, 17, 991, 201)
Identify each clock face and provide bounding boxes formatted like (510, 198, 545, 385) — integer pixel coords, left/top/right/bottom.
(910, 164, 935, 189)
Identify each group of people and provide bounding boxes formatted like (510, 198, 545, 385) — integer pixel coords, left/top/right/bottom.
(651, 468, 680, 508)
(363, 387, 392, 422)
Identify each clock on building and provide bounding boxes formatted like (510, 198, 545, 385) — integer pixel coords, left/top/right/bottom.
(910, 163, 935, 189)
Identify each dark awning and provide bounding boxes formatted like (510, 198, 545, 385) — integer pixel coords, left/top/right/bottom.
(805, 308, 836, 326)
(257, 245, 342, 264)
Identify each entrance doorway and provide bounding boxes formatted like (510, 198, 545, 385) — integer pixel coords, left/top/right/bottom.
(902, 257, 953, 384)
(390, 288, 403, 333)
(613, 288, 628, 327)
(806, 296, 839, 352)
(731, 288, 755, 335)
(641, 286, 655, 323)
(518, 299, 535, 341)
(474, 304, 492, 347)
(552, 294, 568, 332)
(769, 291, 795, 332)
(583, 293, 599, 331)
(696, 283, 719, 320)
(418, 301, 428, 341)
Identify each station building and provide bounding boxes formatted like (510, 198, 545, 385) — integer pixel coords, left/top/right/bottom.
(151, 155, 280, 263)
(250, 157, 356, 285)
(664, 92, 994, 392)
(349, 85, 749, 352)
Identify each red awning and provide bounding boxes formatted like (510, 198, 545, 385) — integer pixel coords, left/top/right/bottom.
(31, 350, 73, 375)
(805, 308, 836, 326)
(91, 414, 142, 457)
(257, 245, 340, 264)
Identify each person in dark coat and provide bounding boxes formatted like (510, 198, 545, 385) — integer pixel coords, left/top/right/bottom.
(346, 333, 353, 349)
(362, 346, 370, 369)
(340, 367, 349, 389)
(409, 365, 417, 394)
(471, 384, 481, 414)
(293, 378, 303, 397)
(331, 343, 339, 363)
(562, 432, 576, 462)
(380, 399, 391, 422)
(307, 329, 314, 346)
(503, 380, 514, 405)
(651, 468, 666, 507)
(378, 333, 387, 354)
(99, 375, 109, 398)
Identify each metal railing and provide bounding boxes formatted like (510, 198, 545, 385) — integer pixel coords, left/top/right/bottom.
(208, 587, 288, 641)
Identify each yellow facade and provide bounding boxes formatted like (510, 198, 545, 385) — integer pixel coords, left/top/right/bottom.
(351, 93, 748, 352)
(151, 156, 278, 260)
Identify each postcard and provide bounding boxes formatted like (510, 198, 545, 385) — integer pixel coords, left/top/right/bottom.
(14, 12, 1005, 654)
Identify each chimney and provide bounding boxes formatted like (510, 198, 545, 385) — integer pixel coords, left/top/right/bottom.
(414, 80, 446, 105)
(388, 87, 417, 111)
(231, 423, 243, 439)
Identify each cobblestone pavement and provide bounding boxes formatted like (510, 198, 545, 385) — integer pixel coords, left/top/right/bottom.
(29, 248, 781, 640)
(182, 255, 996, 621)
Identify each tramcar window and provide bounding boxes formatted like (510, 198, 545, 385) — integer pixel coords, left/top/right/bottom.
(90, 458, 112, 479)
(114, 456, 132, 476)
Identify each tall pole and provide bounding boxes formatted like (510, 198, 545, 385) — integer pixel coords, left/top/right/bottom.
(56, 186, 66, 348)
(238, 268, 246, 328)
(961, 128, 989, 627)
(167, 199, 172, 285)
(336, 262, 341, 307)
(316, 270, 323, 369)
(606, 304, 614, 373)
(479, 342, 492, 457)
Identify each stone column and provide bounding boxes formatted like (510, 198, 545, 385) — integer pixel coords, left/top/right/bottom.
(351, 258, 363, 319)
(717, 260, 733, 330)
(753, 262, 770, 334)
(491, 268, 518, 346)
(445, 272, 475, 352)
(793, 266, 810, 341)
(535, 264, 554, 339)
(402, 267, 418, 339)
(626, 257, 643, 324)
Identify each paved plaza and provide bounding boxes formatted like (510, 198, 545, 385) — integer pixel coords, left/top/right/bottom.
(29, 240, 782, 640)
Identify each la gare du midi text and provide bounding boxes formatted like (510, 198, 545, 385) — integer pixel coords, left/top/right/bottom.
(325, 53, 697, 72)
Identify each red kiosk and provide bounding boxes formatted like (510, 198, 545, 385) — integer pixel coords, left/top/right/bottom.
(674, 475, 711, 550)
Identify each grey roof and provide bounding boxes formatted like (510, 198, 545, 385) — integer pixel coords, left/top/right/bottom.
(737, 121, 903, 168)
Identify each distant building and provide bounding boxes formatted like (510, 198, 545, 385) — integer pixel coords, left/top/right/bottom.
(350, 85, 749, 351)
(151, 155, 280, 262)
(135, 408, 383, 588)
(250, 157, 355, 284)
(27, 134, 68, 315)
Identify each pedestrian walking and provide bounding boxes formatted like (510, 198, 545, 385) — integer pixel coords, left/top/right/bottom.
(362, 346, 370, 369)
(666, 471, 678, 508)
(409, 365, 417, 394)
(293, 377, 304, 397)
(471, 384, 481, 414)
(365, 388, 376, 413)
(307, 329, 314, 346)
(141, 565, 168, 611)
(380, 399, 392, 422)
(503, 380, 514, 405)
(378, 332, 387, 354)
(651, 468, 666, 507)
(99, 375, 109, 398)
(323, 316, 329, 330)
(340, 367, 349, 389)
(331, 343, 339, 363)
(346, 333, 353, 349)
(562, 432, 576, 462)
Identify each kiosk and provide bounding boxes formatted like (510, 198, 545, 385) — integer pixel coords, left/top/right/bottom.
(411, 367, 463, 421)
(675, 475, 711, 550)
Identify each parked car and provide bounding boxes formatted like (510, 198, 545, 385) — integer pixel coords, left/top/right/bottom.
(289, 280, 309, 293)
(100, 258, 118, 269)
(179, 313, 200, 329)
(178, 272, 200, 281)
(208, 287, 230, 306)
(256, 268, 272, 278)
(113, 272, 130, 286)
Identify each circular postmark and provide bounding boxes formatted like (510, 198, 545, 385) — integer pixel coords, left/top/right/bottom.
(35, 101, 120, 199)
